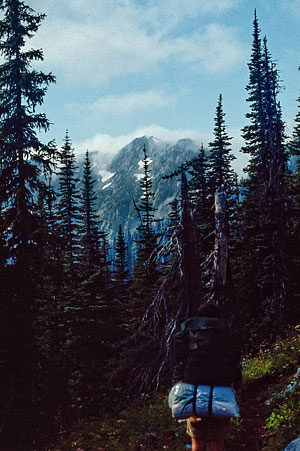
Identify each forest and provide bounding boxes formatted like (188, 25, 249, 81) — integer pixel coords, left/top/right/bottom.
(0, 1, 299, 450)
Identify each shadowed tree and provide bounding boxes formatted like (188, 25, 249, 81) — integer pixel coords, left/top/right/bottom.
(208, 94, 236, 194)
(134, 144, 161, 293)
(235, 12, 288, 333)
(113, 225, 131, 298)
(286, 94, 300, 321)
(80, 150, 102, 270)
(0, 0, 56, 448)
(56, 131, 81, 270)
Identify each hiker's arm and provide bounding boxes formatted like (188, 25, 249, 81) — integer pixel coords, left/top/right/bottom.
(173, 331, 185, 382)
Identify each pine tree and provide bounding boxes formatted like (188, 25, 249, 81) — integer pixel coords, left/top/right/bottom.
(167, 196, 180, 237)
(288, 94, 300, 159)
(181, 171, 202, 314)
(236, 12, 288, 333)
(0, 1, 56, 447)
(134, 144, 161, 289)
(187, 145, 213, 289)
(113, 225, 131, 298)
(80, 150, 101, 270)
(56, 131, 81, 271)
(286, 94, 300, 321)
(208, 94, 236, 194)
(241, 9, 266, 179)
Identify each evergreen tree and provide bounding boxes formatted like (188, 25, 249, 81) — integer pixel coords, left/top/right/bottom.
(56, 131, 81, 271)
(134, 144, 161, 289)
(80, 150, 101, 270)
(0, 1, 56, 447)
(235, 12, 288, 332)
(163, 145, 214, 296)
(208, 94, 236, 194)
(241, 10, 266, 179)
(167, 196, 180, 237)
(113, 225, 131, 297)
(286, 94, 300, 321)
(187, 145, 213, 289)
(288, 94, 300, 159)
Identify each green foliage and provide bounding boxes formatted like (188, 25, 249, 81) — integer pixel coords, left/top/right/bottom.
(112, 225, 131, 297)
(0, 1, 57, 447)
(0, 6, 300, 450)
(264, 380, 300, 450)
(243, 330, 300, 387)
(244, 329, 300, 450)
(52, 329, 300, 451)
(234, 12, 289, 332)
(56, 131, 81, 267)
(55, 393, 187, 450)
(134, 144, 161, 290)
(208, 94, 236, 194)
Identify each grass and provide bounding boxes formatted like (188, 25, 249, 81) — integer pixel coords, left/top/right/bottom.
(243, 329, 300, 387)
(243, 327, 300, 450)
(51, 326, 300, 451)
(52, 393, 188, 450)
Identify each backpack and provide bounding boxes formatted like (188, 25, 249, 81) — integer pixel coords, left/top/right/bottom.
(174, 317, 240, 386)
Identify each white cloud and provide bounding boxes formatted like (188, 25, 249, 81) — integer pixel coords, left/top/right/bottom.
(28, 0, 246, 83)
(74, 124, 248, 176)
(67, 90, 175, 123)
(133, 0, 242, 31)
(168, 24, 246, 72)
(73, 125, 207, 159)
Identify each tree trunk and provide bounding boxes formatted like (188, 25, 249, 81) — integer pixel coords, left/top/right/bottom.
(210, 188, 229, 307)
(181, 171, 201, 316)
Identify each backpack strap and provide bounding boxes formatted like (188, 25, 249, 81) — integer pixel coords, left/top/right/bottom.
(192, 384, 197, 417)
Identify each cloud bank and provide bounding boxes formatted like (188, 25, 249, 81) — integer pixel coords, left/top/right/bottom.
(29, 0, 246, 84)
(73, 124, 248, 176)
(67, 90, 175, 125)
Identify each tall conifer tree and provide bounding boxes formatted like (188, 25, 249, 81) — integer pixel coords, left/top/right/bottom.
(237, 12, 288, 330)
(167, 196, 180, 237)
(113, 225, 131, 297)
(80, 150, 101, 270)
(134, 144, 161, 288)
(208, 94, 236, 194)
(56, 131, 81, 271)
(287, 94, 300, 320)
(0, 1, 56, 447)
(241, 10, 266, 177)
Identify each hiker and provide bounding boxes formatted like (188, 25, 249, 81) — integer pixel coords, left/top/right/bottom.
(173, 302, 242, 451)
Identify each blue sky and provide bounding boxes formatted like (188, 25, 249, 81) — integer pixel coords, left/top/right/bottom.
(28, 0, 300, 173)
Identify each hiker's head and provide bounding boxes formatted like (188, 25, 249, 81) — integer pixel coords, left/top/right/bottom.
(196, 302, 220, 318)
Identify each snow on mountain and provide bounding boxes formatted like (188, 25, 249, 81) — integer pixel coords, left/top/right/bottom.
(99, 170, 115, 183)
(90, 136, 199, 239)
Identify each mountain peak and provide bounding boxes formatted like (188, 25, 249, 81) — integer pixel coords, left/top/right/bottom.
(92, 136, 199, 238)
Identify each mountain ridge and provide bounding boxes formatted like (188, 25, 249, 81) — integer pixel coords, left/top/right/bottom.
(87, 136, 200, 239)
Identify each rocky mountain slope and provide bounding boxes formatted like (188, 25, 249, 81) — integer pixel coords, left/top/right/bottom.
(82, 136, 199, 239)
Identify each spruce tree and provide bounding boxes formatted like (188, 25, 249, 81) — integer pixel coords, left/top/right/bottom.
(80, 150, 101, 270)
(167, 196, 180, 237)
(287, 94, 300, 321)
(208, 94, 236, 194)
(134, 144, 161, 289)
(187, 145, 213, 288)
(56, 131, 81, 271)
(0, 1, 56, 447)
(288, 94, 300, 159)
(236, 13, 288, 332)
(113, 225, 131, 298)
(241, 9, 266, 179)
